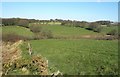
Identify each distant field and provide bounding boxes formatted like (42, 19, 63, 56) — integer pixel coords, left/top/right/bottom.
(3, 25, 117, 39)
(2, 26, 34, 38)
(40, 25, 98, 38)
(21, 39, 118, 75)
(47, 22, 61, 25)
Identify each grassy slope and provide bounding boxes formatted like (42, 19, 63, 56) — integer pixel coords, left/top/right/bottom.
(101, 26, 118, 34)
(40, 25, 98, 37)
(2, 26, 34, 38)
(28, 39, 118, 75)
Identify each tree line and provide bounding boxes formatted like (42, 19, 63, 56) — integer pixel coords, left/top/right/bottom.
(2, 18, 39, 28)
(2, 18, 118, 34)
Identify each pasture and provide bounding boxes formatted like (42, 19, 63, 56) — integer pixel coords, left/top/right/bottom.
(21, 39, 118, 75)
(2, 26, 34, 38)
(2, 24, 118, 75)
(39, 25, 98, 38)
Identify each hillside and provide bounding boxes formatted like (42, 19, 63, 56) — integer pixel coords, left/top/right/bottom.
(40, 25, 98, 38)
(2, 26, 34, 38)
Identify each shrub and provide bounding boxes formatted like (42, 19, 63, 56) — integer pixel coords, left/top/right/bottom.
(41, 30, 53, 39)
(29, 25, 42, 33)
(18, 20, 29, 28)
(94, 26, 102, 33)
(107, 29, 118, 36)
(2, 33, 30, 42)
(34, 33, 42, 40)
(34, 30, 53, 40)
(29, 25, 53, 39)
(87, 22, 102, 33)
(61, 22, 65, 25)
(95, 35, 118, 40)
(79, 21, 89, 28)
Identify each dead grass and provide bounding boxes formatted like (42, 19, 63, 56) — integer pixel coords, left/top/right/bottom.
(2, 40, 23, 64)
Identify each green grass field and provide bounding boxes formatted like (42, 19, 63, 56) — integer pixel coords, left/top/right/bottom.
(2, 26, 34, 38)
(3, 25, 117, 39)
(21, 39, 118, 75)
(2, 24, 118, 75)
(2, 25, 99, 39)
(40, 25, 98, 38)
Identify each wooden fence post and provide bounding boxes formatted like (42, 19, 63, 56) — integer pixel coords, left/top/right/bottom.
(28, 43, 32, 56)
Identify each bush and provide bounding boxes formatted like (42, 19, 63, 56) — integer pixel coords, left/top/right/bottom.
(95, 35, 118, 40)
(29, 24, 53, 39)
(29, 25, 42, 33)
(96, 36, 115, 40)
(2, 33, 30, 42)
(34, 30, 53, 40)
(107, 29, 118, 36)
(87, 22, 102, 33)
(94, 26, 102, 33)
(18, 20, 29, 28)
(41, 30, 53, 39)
